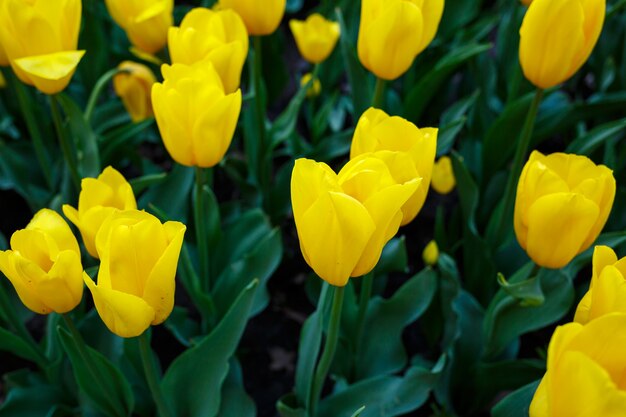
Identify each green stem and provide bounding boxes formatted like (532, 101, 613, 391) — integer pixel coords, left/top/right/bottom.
(371, 77, 386, 109)
(353, 272, 373, 370)
(194, 167, 210, 291)
(49, 95, 81, 189)
(85, 68, 123, 123)
(310, 286, 345, 417)
(138, 332, 174, 417)
(253, 36, 269, 193)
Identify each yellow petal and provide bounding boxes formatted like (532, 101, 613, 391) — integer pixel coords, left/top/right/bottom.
(431, 156, 456, 195)
(0, 251, 51, 314)
(27, 208, 79, 255)
(591, 245, 618, 284)
(34, 250, 83, 313)
(13, 50, 85, 94)
(584, 266, 626, 323)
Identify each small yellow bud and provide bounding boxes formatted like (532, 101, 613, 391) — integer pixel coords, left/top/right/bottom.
(431, 156, 456, 195)
(422, 240, 439, 266)
(300, 73, 321, 98)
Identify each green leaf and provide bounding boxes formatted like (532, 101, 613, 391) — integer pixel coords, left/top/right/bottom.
(269, 80, 310, 149)
(100, 119, 154, 164)
(139, 164, 193, 222)
(0, 140, 51, 209)
(565, 231, 626, 276)
(0, 327, 44, 366)
(276, 393, 308, 417)
(129, 172, 167, 195)
(215, 359, 256, 417)
(491, 380, 540, 417)
(350, 406, 366, 417)
(566, 117, 626, 155)
(374, 237, 408, 275)
(437, 91, 480, 156)
(497, 267, 544, 307)
(0, 384, 65, 417)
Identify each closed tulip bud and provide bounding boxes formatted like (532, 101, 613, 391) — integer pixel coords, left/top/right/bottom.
(152, 62, 242, 168)
(351, 108, 437, 225)
(358, 0, 444, 80)
(300, 73, 321, 97)
(219, 0, 286, 36)
(0, 0, 85, 94)
(422, 240, 439, 266)
(168, 8, 249, 93)
(289, 14, 340, 64)
(291, 155, 419, 287)
(0, 209, 84, 314)
(514, 151, 615, 269)
(431, 156, 456, 195)
(105, 0, 173, 54)
(530, 314, 626, 417)
(63, 166, 137, 259)
(113, 61, 156, 123)
(84, 210, 186, 338)
(519, 0, 605, 89)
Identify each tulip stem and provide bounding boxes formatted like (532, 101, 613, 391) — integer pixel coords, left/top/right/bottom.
(372, 77, 386, 109)
(353, 271, 373, 376)
(253, 36, 270, 194)
(194, 167, 211, 291)
(49, 95, 81, 190)
(85, 68, 123, 123)
(138, 332, 174, 417)
(310, 285, 345, 417)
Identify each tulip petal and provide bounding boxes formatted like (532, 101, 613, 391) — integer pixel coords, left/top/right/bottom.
(0, 251, 51, 314)
(27, 208, 80, 255)
(14, 50, 85, 94)
(529, 378, 549, 417)
(584, 266, 626, 323)
(591, 245, 618, 284)
(34, 250, 83, 313)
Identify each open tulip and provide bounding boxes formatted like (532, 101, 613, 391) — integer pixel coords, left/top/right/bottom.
(350, 108, 437, 225)
(152, 62, 242, 168)
(530, 313, 626, 416)
(519, 0, 605, 89)
(63, 166, 137, 259)
(514, 151, 615, 269)
(84, 210, 186, 338)
(113, 61, 156, 123)
(0, 0, 84, 94)
(431, 156, 456, 195)
(358, 0, 444, 80)
(289, 14, 340, 64)
(219, 0, 286, 36)
(0, 209, 84, 314)
(168, 8, 248, 93)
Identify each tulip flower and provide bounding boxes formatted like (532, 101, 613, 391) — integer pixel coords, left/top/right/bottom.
(431, 156, 456, 195)
(113, 61, 156, 123)
(574, 246, 626, 325)
(358, 0, 445, 80)
(350, 108, 437, 225)
(529, 313, 626, 416)
(514, 151, 615, 269)
(422, 240, 439, 266)
(152, 62, 242, 168)
(289, 14, 340, 64)
(84, 210, 186, 338)
(291, 155, 420, 287)
(219, 0, 286, 36)
(0, 0, 85, 94)
(519, 0, 605, 89)
(300, 73, 321, 98)
(168, 8, 249, 93)
(63, 166, 137, 259)
(0, 209, 84, 314)
(105, 0, 173, 54)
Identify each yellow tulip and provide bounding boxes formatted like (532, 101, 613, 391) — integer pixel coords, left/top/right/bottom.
(574, 246, 626, 324)
(0, 209, 84, 314)
(300, 72, 321, 97)
(63, 166, 137, 259)
(113, 61, 156, 123)
(0, 0, 7, 68)
(0, 0, 85, 94)
(168, 8, 249, 93)
(431, 156, 456, 195)
(519, 0, 605, 89)
(219, 0, 286, 36)
(152, 62, 242, 168)
(422, 240, 439, 266)
(84, 210, 186, 338)
(514, 151, 615, 269)
(105, 0, 173, 54)
(289, 14, 340, 64)
(530, 313, 626, 417)
(291, 155, 419, 286)
(358, 0, 445, 80)
(350, 108, 437, 225)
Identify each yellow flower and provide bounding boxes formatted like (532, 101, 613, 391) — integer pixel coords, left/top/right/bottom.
(431, 156, 456, 195)
(289, 14, 340, 64)
(519, 0, 605, 89)
(219, 0, 286, 36)
(168, 8, 248, 93)
(63, 166, 137, 259)
(291, 155, 420, 286)
(84, 210, 186, 338)
(358, 0, 444, 80)
(105, 0, 173, 54)
(152, 62, 242, 168)
(0, 209, 84, 314)
(422, 240, 439, 266)
(350, 108, 437, 225)
(300, 73, 321, 97)
(529, 313, 626, 417)
(0, 0, 85, 94)
(113, 61, 156, 123)
(514, 151, 615, 269)
(574, 246, 626, 324)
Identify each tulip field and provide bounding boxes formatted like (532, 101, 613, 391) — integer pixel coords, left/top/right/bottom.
(1, 0, 626, 416)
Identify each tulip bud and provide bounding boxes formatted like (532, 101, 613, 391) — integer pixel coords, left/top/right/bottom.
(431, 156, 456, 195)
(63, 166, 137, 259)
(350, 108, 437, 225)
(105, 0, 173, 54)
(300, 73, 321, 98)
(519, 0, 605, 89)
(530, 314, 626, 417)
(358, 0, 444, 80)
(514, 151, 615, 269)
(84, 210, 186, 338)
(289, 14, 340, 64)
(0, 209, 84, 314)
(168, 8, 249, 93)
(113, 61, 156, 123)
(422, 240, 439, 266)
(219, 0, 286, 36)
(152, 62, 242, 168)
(0, 0, 85, 94)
